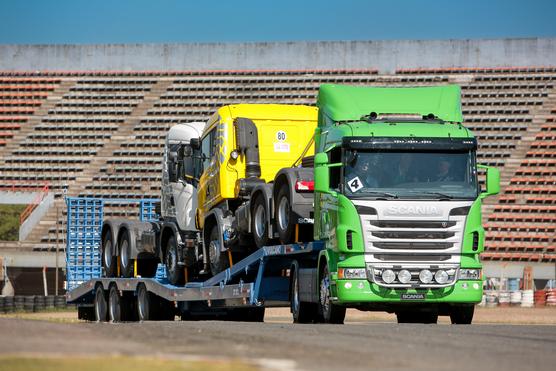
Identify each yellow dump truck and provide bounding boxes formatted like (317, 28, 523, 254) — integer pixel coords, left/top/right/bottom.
(195, 104, 318, 273)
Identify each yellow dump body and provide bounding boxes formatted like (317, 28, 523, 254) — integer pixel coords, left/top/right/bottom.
(197, 104, 318, 227)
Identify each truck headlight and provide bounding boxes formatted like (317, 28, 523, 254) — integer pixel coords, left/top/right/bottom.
(459, 269, 482, 280)
(382, 269, 396, 284)
(338, 268, 366, 279)
(434, 270, 449, 284)
(419, 269, 433, 284)
(398, 269, 412, 284)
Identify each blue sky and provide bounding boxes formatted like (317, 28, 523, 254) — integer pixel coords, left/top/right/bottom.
(0, 0, 555, 44)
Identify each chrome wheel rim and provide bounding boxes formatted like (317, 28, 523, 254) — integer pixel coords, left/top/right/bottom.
(254, 204, 266, 238)
(120, 239, 128, 269)
(138, 287, 147, 320)
(109, 289, 119, 322)
(209, 240, 220, 266)
(278, 196, 290, 231)
(95, 289, 105, 322)
(292, 272, 300, 315)
(320, 272, 330, 315)
(103, 239, 112, 268)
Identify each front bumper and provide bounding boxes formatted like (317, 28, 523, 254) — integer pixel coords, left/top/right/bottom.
(333, 279, 482, 304)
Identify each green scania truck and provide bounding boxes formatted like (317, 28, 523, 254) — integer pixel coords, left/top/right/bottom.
(302, 84, 499, 324)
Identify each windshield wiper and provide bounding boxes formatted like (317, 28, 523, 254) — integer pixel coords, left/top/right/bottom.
(349, 190, 399, 199)
(413, 191, 455, 200)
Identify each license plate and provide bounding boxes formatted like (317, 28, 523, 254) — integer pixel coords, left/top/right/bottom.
(401, 293, 425, 300)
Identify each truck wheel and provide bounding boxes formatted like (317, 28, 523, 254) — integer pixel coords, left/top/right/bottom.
(165, 235, 184, 285)
(108, 285, 122, 322)
(318, 263, 346, 324)
(450, 305, 474, 324)
(291, 265, 318, 323)
(94, 285, 108, 322)
(119, 230, 134, 278)
(252, 194, 270, 248)
(275, 185, 295, 244)
(102, 233, 116, 277)
(208, 225, 229, 275)
(137, 284, 155, 321)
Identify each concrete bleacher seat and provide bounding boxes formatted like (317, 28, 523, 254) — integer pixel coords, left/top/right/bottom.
(0, 68, 554, 264)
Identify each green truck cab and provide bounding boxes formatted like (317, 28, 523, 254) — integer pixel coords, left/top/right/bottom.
(313, 84, 499, 323)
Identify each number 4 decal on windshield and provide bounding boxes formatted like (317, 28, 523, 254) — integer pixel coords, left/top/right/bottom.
(348, 176, 363, 192)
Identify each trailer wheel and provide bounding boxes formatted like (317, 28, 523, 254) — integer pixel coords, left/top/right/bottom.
(450, 305, 474, 324)
(291, 264, 318, 323)
(275, 185, 294, 244)
(94, 285, 108, 322)
(318, 263, 346, 324)
(208, 225, 229, 275)
(251, 194, 269, 249)
(102, 232, 116, 277)
(136, 284, 155, 321)
(165, 235, 184, 285)
(119, 229, 134, 278)
(108, 285, 122, 322)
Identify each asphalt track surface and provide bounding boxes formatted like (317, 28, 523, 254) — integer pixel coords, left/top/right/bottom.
(1, 316, 555, 371)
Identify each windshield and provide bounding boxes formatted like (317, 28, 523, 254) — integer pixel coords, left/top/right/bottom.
(343, 150, 478, 199)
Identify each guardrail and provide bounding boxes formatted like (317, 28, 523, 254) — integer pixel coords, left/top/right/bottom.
(19, 182, 50, 225)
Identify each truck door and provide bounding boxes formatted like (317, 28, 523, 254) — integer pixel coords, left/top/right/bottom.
(197, 125, 219, 225)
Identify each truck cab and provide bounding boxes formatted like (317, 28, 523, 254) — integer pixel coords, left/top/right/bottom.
(196, 104, 318, 274)
(313, 84, 500, 323)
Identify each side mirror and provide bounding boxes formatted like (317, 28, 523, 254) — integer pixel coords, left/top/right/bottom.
(314, 152, 330, 194)
(478, 165, 500, 199)
(190, 138, 200, 150)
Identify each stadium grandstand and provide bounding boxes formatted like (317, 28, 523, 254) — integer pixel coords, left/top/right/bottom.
(0, 38, 555, 294)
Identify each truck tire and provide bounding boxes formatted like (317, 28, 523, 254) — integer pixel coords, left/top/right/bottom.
(251, 194, 270, 249)
(450, 305, 474, 324)
(102, 232, 116, 277)
(165, 235, 184, 285)
(291, 264, 318, 323)
(119, 229, 134, 278)
(108, 285, 122, 322)
(275, 185, 295, 244)
(208, 225, 229, 275)
(136, 283, 155, 321)
(94, 285, 108, 322)
(318, 263, 346, 324)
